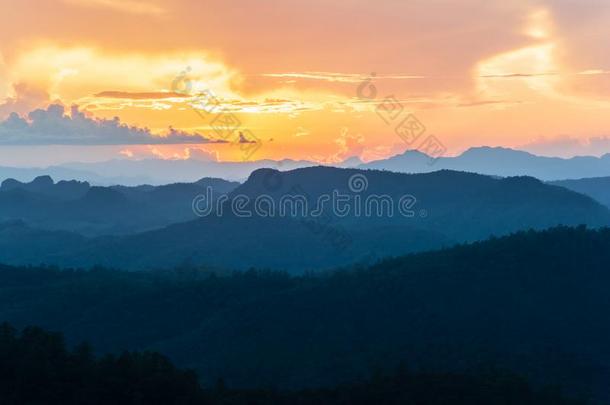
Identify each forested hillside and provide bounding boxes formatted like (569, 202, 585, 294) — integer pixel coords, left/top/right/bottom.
(0, 226, 608, 402)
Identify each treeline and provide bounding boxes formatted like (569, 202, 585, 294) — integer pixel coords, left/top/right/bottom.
(0, 226, 609, 401)
(0, 323, 583, 404)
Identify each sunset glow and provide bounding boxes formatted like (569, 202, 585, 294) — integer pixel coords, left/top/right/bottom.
(2, 0, 610, 163)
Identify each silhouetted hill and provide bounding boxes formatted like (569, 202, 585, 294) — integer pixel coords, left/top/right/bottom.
(0, 165, 115, 186)
(0, 176, 240, 236)
(234, 167, 610, 241)
(0, 226, 606, 402)
(0, 215, 450, 271)
(360, 147, 610, 180)
(0, 323, 578, 405)
(1, 175, 90, 201)
(551, 177, 610, 208)
(0, 221, 86, 264)
(0, 168, 608, 271)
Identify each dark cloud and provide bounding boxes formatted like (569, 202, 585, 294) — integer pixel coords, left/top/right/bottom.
(0, 104, 224, 145)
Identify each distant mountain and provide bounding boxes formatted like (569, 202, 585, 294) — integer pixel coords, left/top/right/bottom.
(5, 147, 610, 185)
(0, 220, 86, 263)
(55, 158, 321, 184)
(0, 226, 608, 401)
(550, 176, 610, 208)
(1, 167, 608, 271)
(1, 175, 90, 201)
(0, 176, 240, 236)
(360, 146, 610, 180)
(0, 165, 135, 186)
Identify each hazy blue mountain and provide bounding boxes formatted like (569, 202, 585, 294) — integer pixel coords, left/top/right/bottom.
(234, 167, 610, 241)
(0, 165, 133, 185)
(0, 215, 450, 271)
(0, 167, 608, 271)
(0, 220, 86, 262)
(4, 147, 610, 185)
(0, 156, 359, 187)
(0, 176, 240, 236)
(550, 176, 610, 208)
(57, 157, 320, 184)
(360, 146, 610, 180)
(0, 226, 607, 401)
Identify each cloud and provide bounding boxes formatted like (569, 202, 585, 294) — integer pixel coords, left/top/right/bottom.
(456, 99, 522, 108)
(118, 145, 219, 161)
(519, 136, 610, 158)
(0, 53, 8, 100)
(578, 69, 610, 76)
(361, 143, 409, 162)
(9, 46, 237, 105)
(0, 83, 50, 120)
(185, 147, 219, 161)
(62, 0, 166, 16)
(261, 72, 425, 84)
(293, 126, 310, 137)
(94, 91, 188, 99)
(328, 127, 365, 163)
(0, 104, 226, 145)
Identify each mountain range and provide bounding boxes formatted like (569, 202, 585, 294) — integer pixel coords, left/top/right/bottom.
(6, 147, 610, 186)
(0, 176, 239, 236)
(0, 167, 608, 271)
(360, 146, 610, 180)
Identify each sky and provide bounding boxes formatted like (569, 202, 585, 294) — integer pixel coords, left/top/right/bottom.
(1, 0, 610, 165)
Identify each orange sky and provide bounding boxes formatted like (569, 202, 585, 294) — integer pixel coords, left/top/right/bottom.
(1, 0, 610, 163)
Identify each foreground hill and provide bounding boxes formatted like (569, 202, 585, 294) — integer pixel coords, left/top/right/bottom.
(0, 226, 608, 402)
(0, 324, 578, 405)
(0, 167, 608, 271)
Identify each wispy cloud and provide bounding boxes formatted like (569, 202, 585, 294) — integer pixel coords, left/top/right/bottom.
(94, 91, 188, 99)
(293, 126, 310, 137)
(456, 99, 522, 108)
(478, 72, 558, 79)
(261, 72, 425, 84)
(62, 0, 166, 16)
(577, 69, 610, 76)
(519, 136, 610, 158)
